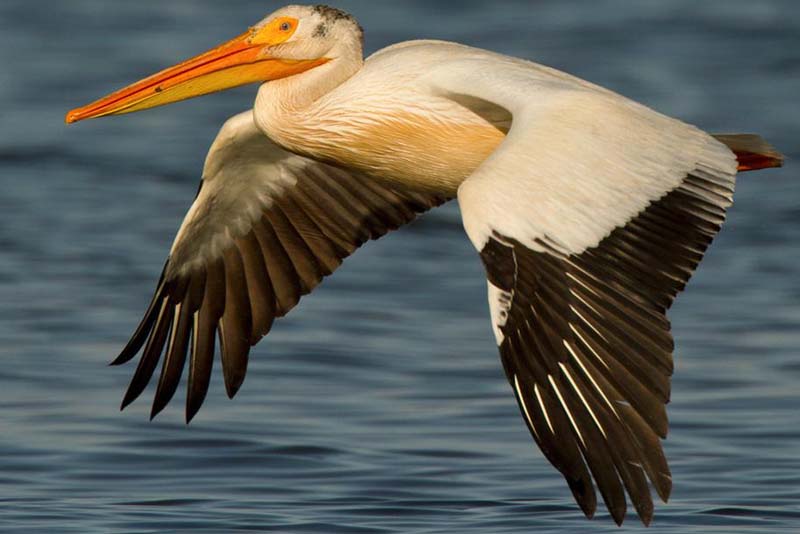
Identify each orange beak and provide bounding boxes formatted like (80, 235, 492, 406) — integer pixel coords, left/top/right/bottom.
(65, 29, 328, 124)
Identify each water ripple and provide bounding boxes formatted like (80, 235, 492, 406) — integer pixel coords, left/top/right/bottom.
(1, 0, 799, 533)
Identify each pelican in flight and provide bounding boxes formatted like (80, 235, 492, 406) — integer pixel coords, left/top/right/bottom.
(66, 4, 783, 525)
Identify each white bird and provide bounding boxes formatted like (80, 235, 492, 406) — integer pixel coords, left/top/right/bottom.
(66, 4, 783, 525)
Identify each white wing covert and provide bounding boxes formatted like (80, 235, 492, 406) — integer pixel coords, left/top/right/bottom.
(425, 50, 738, 525)
(114, 111, 448, 422)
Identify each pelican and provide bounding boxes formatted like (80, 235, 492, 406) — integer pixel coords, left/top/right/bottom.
(66, 4, 783, 525)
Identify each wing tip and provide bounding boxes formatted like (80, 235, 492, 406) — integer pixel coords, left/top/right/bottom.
(224, 377, 245, 400)
(656, 472, 673, 504)
(150, 395, 170, 421)
(120, 390, 137, 412)
(610, 505, 626, 527)
(109, 353, 132, 367)
(185, 386, 208, 424)
(568, 477, 597, 520)
(185, 401, 202, 424)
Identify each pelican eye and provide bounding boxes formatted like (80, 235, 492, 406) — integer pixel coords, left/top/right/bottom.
(279, 22, 292, 31)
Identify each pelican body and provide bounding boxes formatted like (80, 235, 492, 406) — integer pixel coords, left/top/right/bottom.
(66, 5, 783, 526)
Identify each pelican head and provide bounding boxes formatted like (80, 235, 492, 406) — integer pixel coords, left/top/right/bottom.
(65, 5, 362, 124)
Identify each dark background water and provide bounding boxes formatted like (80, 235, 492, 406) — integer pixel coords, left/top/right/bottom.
(1, 1, 798, 532)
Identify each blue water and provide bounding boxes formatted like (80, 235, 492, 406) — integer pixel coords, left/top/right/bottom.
(1, 1, 799, 532)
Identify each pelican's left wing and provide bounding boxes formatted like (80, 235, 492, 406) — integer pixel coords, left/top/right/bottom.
(115, 111, 448, 421)
(422, 46, 740, 525)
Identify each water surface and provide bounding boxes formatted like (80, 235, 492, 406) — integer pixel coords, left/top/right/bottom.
(1, 1, 799, 532)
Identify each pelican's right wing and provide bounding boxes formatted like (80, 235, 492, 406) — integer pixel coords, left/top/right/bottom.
(424, 47, 740, 525)
(115, 111, 448, 421)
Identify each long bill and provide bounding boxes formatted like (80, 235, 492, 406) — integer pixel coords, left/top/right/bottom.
(65, 31, 328, 124)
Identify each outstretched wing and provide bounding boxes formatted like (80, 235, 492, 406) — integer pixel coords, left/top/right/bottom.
(115, 111, 448, 421)
(423, 45, 739, 525)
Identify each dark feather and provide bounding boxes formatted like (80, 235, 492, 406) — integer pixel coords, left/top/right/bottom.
(503, 336, 597, 518)
(236, 232, 276, 344)
(151, 272, 205, 419)
(112, 262, 168, 366)
(310, 168, 381, 225)
(253, 217, 301, 316)
(121, 297, 174, 410)
(297, 169, 372, 245)
(289, 185, 359, 255)
(186, 257, 225, 422)
(266, 204, 324, 293)
(281, 194, 342, 274)
(218, 246, 252, 399)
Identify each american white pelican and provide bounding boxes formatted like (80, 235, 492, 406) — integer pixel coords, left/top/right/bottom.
(66, 4, 783, 525)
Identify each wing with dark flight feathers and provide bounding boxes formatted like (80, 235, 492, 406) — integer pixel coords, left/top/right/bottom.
(463, 131, 739, 526)
(114, 111, 448, 422)
(429, 49, 773, 524)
